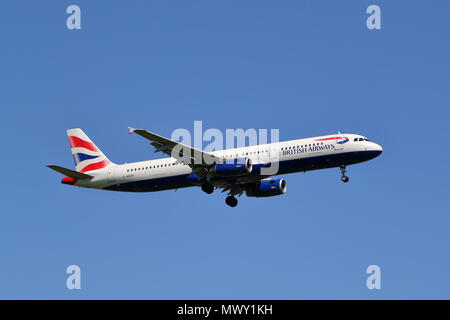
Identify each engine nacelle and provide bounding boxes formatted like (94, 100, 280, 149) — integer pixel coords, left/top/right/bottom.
(212, 158, 253, 177)
(245, 178, 287, 197)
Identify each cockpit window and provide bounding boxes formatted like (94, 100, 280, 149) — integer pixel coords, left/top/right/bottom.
(354, 137, 370, 142)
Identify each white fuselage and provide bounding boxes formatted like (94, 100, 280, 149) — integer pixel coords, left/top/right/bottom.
(73, 133, 382, 192)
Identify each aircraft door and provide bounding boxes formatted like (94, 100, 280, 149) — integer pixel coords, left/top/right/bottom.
(106, 166, 116, 183)
(269, 143, 280, 162)
(334, 135, 344, 151)
(262, 143, 281, 176)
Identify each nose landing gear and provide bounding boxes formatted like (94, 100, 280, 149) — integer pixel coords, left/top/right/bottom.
(340, 165, 349, 183)
(225, 196, 238, 207)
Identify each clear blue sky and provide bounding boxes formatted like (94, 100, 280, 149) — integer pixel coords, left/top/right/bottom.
(1, 0, 449, 299)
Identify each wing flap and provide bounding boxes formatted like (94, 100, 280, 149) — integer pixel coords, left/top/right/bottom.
(128, 127, 222, 168)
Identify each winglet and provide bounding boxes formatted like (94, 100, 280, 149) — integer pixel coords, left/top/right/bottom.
(128, 127, 136, 134)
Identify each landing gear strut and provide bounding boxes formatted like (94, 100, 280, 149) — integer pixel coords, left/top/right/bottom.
(340, 165, 349, 183)
(201, 183, 214, 194)
(225, 196, 238, 207)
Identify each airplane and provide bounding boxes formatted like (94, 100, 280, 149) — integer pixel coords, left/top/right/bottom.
(47, 128, 383, 207)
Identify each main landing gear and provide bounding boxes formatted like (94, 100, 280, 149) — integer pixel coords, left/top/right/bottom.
(225, 196, 238, 207)
(340, 165, 350, 183)
(201, 183, 238, 207)
(201, 183, 214, 194)
(202, 183, 238, 207)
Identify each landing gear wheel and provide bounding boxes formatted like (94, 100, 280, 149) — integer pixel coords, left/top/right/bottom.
(340, 165, 349, 183)
(225, 196, 238, 207)
(201, 183, 214, 194)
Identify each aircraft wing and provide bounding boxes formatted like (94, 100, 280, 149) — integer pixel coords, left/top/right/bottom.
(220, 185, 246, 196)
(128, 127, 223, 176)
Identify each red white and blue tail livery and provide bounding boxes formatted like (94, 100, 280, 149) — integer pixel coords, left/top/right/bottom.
(67, 128, 113, 172)
(47, 128, 382, 207)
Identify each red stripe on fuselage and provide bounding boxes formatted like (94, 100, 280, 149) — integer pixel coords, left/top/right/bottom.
(80, 160, 109, 172)
(315, 136, 348, 141)
(68, 136, 99, 152)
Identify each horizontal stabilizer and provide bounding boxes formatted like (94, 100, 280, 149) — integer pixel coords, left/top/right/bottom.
(46, 165, 93, 180)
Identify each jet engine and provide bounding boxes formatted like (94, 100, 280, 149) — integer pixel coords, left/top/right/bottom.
(211, 158, 253, 177)
(245, 178, 287, 197)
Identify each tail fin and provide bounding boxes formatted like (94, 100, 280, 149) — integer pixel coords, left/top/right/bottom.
(67, 128, 113, 172)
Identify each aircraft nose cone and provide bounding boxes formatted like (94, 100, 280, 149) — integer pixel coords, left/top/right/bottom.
(374, 143, 382, 152)
(372, 143, 383, 157)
